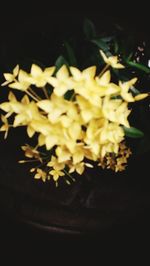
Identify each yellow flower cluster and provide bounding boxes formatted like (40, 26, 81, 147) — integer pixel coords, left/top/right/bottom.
(0, 50, 148, 184)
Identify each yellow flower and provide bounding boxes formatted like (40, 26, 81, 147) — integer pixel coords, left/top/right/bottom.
(31, 119, 75, 150)
(67, 102, 80, 121)
(8, 69, 32, 91)
(69, 162, 93, 175)
(55, 146, 71, 162)
(119, 78, 148, 103)
(85, 118, 106, 156)
(49, 169, 65, 181)
(119, 78, 137, 102)
(85, 119, 124, 157)
(34, 168, 47, 182)
(30, 119, 52, 138)
(70, 66, 96, 81)
(134, 93, 148, 101)
(96, 70, 111, 86)
(2, 65, 19, 86)
(100, 50, 124, 69)
(21, 144, 42, 161)
(59, 115, 73, 128)
(85, 118, 106, 140)
(0, 91, 17, 117)
(68, 121, 82, 140)
(99, 123, 124, 158)
(77, 80, 102, 107)
(38, 133, 46, 146)
(101, 142, 120, 157)
(37, 93, 69, 123)
(47, 156, 65, 170)
(122, 85, 148, 103)
(56, 143, 85, 164)
(30, 64, 55, 87)
(100, 122, 124, 144)
(30, 119, 52, 136)
(0, 94, 39, 136)
(13, 101, 41, 128)
(0, 115, 9, 139)
(0, 94, 42, 137)
(30, 121, 61, 150)
(1, 58, 148, 182)
(69, 162, 85, 174)
(70, 66, 102, 107)
(48, 65, 73, 96)
(72, 144, 85, 164)
(102, 97, 131, 127)
(76, 95, 102, 123)
(45, 135, 60, 150)
(95, 70, 120, 97)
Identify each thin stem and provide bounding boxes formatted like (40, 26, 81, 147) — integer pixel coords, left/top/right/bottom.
(28, 87, 42, 100)
(70, 92, 75, 101)
(98, 64, 109, 78)
(18, 159, 41, 163)
(25, 90, 39, 102)
(42, 86, 49, 99)
(63, 169, 75, 181)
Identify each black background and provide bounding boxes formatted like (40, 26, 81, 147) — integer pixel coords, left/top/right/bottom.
(0, 0, 150, 258)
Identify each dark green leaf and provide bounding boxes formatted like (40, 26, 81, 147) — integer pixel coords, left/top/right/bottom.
(113, 40, 119, 53)
(100, 36, 114, 42)
(91, 38, 110, 52)
(55, 55, 69, 71)
(127, 52, 133, 61)
(126, 60, 150, 73)
(123, 126, 144, 138)
(112, 69, 128, 81)
(64, 41, 77, 66)
(83, 18, 96, 40)
(83, 53, 102, 68)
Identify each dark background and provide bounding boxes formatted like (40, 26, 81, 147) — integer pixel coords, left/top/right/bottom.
(0, 1, 150, 256)
(0, 1, 150, 70)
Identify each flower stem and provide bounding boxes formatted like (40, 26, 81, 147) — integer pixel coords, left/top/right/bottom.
(63, 169, 75, 181)
(28, 87, 42, 100)
(98, 64, 109, 78)
(42, 87, 49, 99)
(18, 159, 41, 163)
(26, 90, 39, 102)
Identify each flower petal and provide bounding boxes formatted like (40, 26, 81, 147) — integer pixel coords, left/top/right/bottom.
(31, 64, 42, 77)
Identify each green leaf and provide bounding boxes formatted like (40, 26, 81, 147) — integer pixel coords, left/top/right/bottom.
(91, 38, 110, 52)
(113, 40, 119, 54)
(64, 41, 77, 66)
(55, 55, 69, 71)
(126, 60, 150, 73)
(127, 52, 133, 61)
(83, 18, 96, 40)
(123, 126, 144, 138)
(100, 36, 114, 42)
